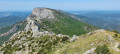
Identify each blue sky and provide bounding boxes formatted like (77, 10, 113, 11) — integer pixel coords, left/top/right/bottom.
(0, 0, 120, 11)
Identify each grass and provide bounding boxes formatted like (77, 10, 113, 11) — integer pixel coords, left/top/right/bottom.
(53, 30, 120, 54)
(0, 21, 27, 45)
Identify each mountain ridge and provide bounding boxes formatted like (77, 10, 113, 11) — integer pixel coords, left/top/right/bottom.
(24, 7, 96, 36)
(0, 8, 100, 54)
(0, 8, 96, 45)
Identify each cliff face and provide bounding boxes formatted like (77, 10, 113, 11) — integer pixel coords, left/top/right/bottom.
(31, 8, 55, 20)
(25, 8, 56, 37)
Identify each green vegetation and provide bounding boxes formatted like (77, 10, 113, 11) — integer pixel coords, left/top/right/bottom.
(27, 31, 31, 34)
(52, 30, 120, 54)
(0, 24, 14, 34)
(114, 33, 118, 37)
(2, 44, 23, 54)
(0, 21, 26, 45)
(1, 28, 120, 54)
(112, 30, 119, 38)
(95, 44, 110, 54)
(0, 30, 69, 54)
(1, 8, 120, 54)
(117, 44, 120, 49)
(0, 33, 13, 45)
(36, 35, 69, 54)
(112, 30, 118, 33)
(40, 10, 96, 36)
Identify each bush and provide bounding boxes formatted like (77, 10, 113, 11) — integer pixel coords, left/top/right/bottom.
(117, 44, 120, 49)
(114, 34, 118, 37)
(27, 31, 31, 34)
(112, 30, 118, 33)
(22, 45, 25, 48)
(16, 48, 22, 51)
(32, 49, 35, 52)
(95, 44, 110, 54)
(28, 44, 31, 47)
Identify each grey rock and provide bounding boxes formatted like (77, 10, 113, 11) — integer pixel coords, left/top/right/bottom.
(25, 8, 56, 35)
(31, 8, 55, 20)
(70, 35, 79, 42)
(83, 48, 96, 54)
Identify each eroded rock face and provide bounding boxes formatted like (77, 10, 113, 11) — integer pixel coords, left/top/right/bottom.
(25, 8, 55, 36)
(29, 8, 55, 20)
(25, 18, 39, 36)
(70, 35, 79, 42)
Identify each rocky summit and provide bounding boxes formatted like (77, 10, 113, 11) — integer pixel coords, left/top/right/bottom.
(1, 8, 120, 54)
(31, 8, 55, 20)
(25, 8, 55, 36)
(23, 7, 96, 37)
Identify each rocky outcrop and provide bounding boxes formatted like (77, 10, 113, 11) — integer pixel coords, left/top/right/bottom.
(25, 8, 56, 36)
(0, 30, 70, 54)
(70, 35, 79, 42)
(83, 48, 96, 54)
(25, 18, 39, 36)
(31, 8, 55, 20)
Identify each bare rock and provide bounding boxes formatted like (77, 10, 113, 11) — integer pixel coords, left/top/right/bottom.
(83, 48, 96, 54)
(70, 35, 79, 42)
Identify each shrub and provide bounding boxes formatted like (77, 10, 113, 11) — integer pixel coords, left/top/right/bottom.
(28, 44, 31, 47)
(112, 30, 118, 33)
(27, 31, 31, 34)
(114, 34, 118, 37)
(22, 45, 25, 48)
(16, 48, 22, 51)
(95, 44, 110, 54)
(32, 49, 35, 52)
(117, 44, 120, 49)
(61, 37, 69, 42)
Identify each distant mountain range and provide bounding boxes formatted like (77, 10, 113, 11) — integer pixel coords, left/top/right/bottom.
(0, 11, 31, 28)
(68, 11, 120, 32)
